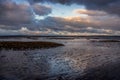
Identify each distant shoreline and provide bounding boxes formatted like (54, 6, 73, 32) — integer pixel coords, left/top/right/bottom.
(0, 41, 64, 50)
(0, 35, 120, 40)
(0, 35, 120, 37)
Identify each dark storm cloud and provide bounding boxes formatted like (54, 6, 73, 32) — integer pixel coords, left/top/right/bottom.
(32, 4, 52, 16)
(0, 0, 52, 25)
(38, 16, 92, 31)
(34, 16, 120, 35)
(0, 0, 120, 35)
(37, 16, 120, 32)
(30, 0, 118, 5)
(0, 0, 32, 25)
(30, 0, 120, 16)
(0, 15, 120, 35)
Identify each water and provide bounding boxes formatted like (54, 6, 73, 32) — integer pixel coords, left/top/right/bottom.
(0, 37, 120, 80)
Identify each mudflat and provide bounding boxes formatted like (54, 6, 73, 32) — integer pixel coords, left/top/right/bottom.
(0, 41, 64, 50)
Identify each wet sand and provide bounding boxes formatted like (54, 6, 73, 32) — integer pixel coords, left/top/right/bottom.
(76, 62, 120, 80)
(0, 38, 120, 80)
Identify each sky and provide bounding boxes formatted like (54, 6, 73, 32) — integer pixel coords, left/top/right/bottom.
(0, 0, 120, 36)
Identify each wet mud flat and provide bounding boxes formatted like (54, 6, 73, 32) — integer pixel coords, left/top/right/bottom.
(0, 41, 64, 50)
(76, 61, 120, 80)
(1, 63, 120, 80)
(23, 62, 120, 80)
(0, 39, 120, 80)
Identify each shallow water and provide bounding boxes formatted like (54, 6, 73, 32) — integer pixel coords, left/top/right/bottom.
(0, 38, 120, 80)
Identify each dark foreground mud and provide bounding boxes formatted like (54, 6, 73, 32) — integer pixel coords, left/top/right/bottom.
(1, 62, 120, 80)
(0, 41, 64, 50)
(21, 62, 120, 80)
(76, 62, 120, 80)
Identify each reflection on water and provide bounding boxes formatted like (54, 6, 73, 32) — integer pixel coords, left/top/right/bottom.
(0, 38, 120, 79)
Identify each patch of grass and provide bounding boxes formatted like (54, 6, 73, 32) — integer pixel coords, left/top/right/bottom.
(0, 41, 64, 50)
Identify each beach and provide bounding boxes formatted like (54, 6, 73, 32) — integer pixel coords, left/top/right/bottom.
(0, 36, 120, 80)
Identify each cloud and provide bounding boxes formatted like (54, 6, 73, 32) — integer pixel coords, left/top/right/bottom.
(0, 0, 52, 25)
(0, 0, 32, 25)
(37, 16, 93, 31)
(32, 4, 52, 16)
(30, 0, 120, 16)
(0, 0, 119, 35)
(73, 9, 107, 16)
(37, 16, 120, 31)
(0, 13, 120, 35)
(0, 27, 49, 35)
(0, 14, 120, 35)
(0, 26, 119, 36)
